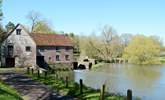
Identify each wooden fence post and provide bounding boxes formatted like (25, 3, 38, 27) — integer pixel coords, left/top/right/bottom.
(127, 89, 132, 100)
(27, 67, 30, 74)
(100, 84, 105, 100)
(65, 76, 69, 88)
(37, 70, 40, 78)
(56, 74, 58, 79)
(31, 68, 33, 75)
(44, 71, 47, 79)
(79, 79, 83, 94)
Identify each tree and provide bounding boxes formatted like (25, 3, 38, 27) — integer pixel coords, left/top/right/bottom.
(67, 33, 81, 60)
(120, 33, 132, 47)
(5, 21, 15, 32)
(0, 0, 2, 21)
(32, 20, 55, 33)
(78, 35, 100, 59)
(0, 0, 5, 43)
(26, 11, 41, 32)
(123, 35, 162, 64)
(26, 11, 55, 33)
(88, 25, 122, 60)
(78, 25, 123, 60)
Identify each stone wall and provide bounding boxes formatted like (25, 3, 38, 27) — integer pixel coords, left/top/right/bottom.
(1, 24, 36, 67)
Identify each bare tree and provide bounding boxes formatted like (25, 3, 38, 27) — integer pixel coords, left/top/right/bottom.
(26, 11, 41, 32)
(120, 33, 132, 47)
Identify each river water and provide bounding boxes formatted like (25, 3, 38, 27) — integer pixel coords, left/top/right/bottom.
(73, 64, 165, 100)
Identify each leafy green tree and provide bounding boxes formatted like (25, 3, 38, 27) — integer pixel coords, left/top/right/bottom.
(123, 35, 162, 64)
(0, 0, 5, 43)
(5, 21, 15, 32)
(32, 20, 55, 34)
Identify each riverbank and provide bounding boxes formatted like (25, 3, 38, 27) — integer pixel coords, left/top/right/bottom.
(0, 81, 22, 100)
(28, 70, 126, 100)
(92, 63, 106, 69)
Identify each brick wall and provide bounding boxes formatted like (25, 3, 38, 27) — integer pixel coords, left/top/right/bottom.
(37, 46, 73, 64)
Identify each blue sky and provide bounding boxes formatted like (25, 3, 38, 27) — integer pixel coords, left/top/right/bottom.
(2, 0, 165, 41)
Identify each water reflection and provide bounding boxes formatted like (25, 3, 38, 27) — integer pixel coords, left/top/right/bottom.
(73, 64, 165, 100)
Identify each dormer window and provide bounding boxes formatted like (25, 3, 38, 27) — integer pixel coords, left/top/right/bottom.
(16, 29, 21, 35)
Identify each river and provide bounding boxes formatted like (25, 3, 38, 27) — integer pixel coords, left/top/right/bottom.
(73, 63, 165, 100)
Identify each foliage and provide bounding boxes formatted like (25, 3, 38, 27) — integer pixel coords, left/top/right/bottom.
(26, 11, 55, 33)
(5, 21, 15, 32)
(0, 0, 2, 21)
(0, 81, 22, 100)
(120, 33, 132, 47)
(79, 25, 123, 60)
(123, 35, 162, 64)
(49, 63, 72, 71)
(0, 26, 5, 43)
(33, 20, 55, 34)
(65, 33, 81, 60)
(0, 0, 4, 44)
(79, 35, 100, 59)
(159, 56, 165, 63)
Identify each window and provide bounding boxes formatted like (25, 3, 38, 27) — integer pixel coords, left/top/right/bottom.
(49, 57, 51, 61)
(26, 46, 31, 52)
(56, 47, 60, 52)
(40, 49, 45, 52)
(65, 55, 70, 61)
(16, 29, 21, 35)
(56, 55, 60, 61)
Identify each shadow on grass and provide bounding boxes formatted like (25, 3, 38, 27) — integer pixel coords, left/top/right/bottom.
(0, 87, 23, 100)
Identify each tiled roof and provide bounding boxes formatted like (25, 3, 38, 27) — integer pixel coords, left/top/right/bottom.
(30, 33, 73, 46)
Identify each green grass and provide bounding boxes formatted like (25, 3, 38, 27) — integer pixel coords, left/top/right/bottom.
(28, 71, 126, 100)
(159, 56, 165, 63)
(0, 81, 22, 100)
(0, 68, 26, 74)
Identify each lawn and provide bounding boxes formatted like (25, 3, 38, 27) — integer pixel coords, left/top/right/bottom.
(0, 81, 22, 100)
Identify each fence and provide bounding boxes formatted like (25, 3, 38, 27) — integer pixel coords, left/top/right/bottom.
(27, 67, 133, 100)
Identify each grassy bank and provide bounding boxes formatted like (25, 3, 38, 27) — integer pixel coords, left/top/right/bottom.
(92, 63, 105, 69)
(0, 81, 22, 100)
(28, 71, 125, 100)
